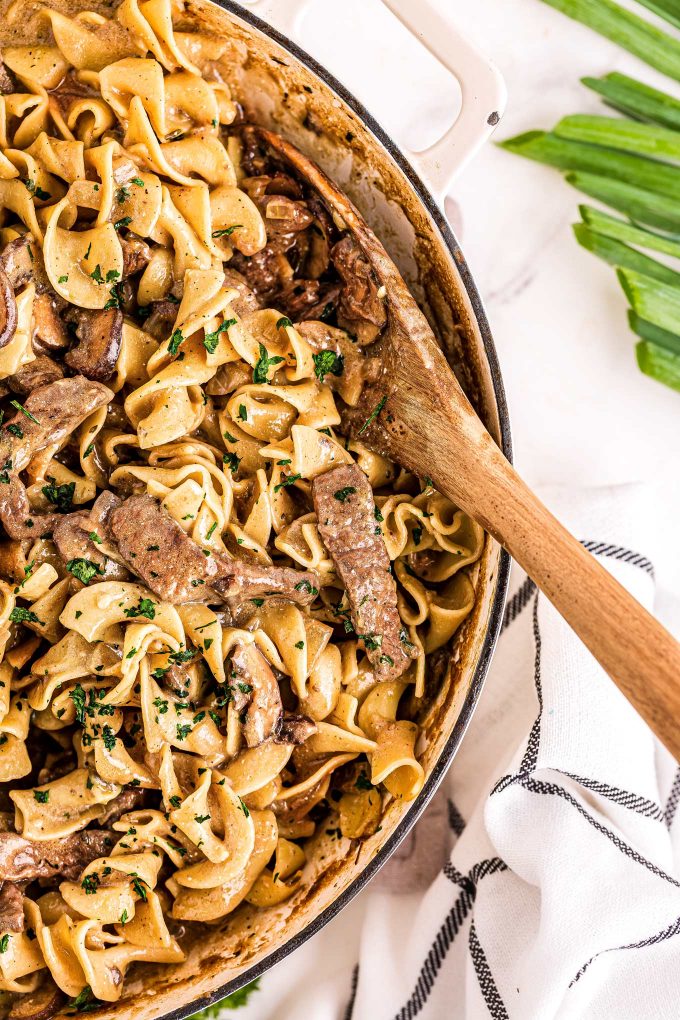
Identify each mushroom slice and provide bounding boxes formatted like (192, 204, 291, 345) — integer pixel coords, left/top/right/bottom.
(231, 641, 282, 748)
(65, 308, 124, 381)
(0, 262, 17, 350)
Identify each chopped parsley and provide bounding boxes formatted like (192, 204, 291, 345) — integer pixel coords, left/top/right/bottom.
(194, 813, 210, 824)
(223, 451, 241, 474)
(294, 640, 304, 650)
(359, 633, 382, 651)
(58, 274, 69, 283)
(203, 317, 236, 354)
(276, 316, 293, 330)
(358, 394, 387, 435)
(250, 598, 264, 607)
(131, 877, 147, 901)
(412, 526, 423, 546)
(66, 558, 102, 584)
(168, 328, 184, 356)
(252, 342, 284, 384)
(5, 423, 22, 438)
(9, 607, 42, 625)
(212, 224, 242, 238)
(169, 795, 182, 808)
(313, 349, 344, 383)
(176, 723, 192, 741)
(114, 216, 132, 231)
(355, 771, 374, 791)
(0, 935, 9, 953)
(69, 684, 87, 724)
(274, 473, 301, 493)
(294, 580, 318, 596)
(81, 874, 99, 895)
(10, 399, 40, 424)
(90, 264, 104, 285)
(41, 478, 75, 513)
(89, 531, 103, 545)
(333, 486, 356, 503)
(238, 403, 247, 421)
(123, 598, 157, 620)
(33, 789, 49, 803)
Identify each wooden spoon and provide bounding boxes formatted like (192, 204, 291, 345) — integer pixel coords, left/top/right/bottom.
(257, 127, 680, 761)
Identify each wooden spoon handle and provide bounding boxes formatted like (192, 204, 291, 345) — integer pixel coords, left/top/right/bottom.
(439, 447, 680, 759)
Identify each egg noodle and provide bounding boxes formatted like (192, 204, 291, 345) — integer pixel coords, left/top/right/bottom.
(0, 0, 483, 1006)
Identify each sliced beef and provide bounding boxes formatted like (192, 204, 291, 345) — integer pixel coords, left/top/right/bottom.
(96, 788, 149, 827)
(212, 558, 320, 613)
(275, 714, 317, 745)
(229, 247, 290, 304)
(231, 642, 282, 747)
(142, 299, 178, 341)
(120, 237, 151, 278)
(0, 829, 112, 882)
(331, 236, 386, 345)
(276, 280, 340, 322)
(0, 880, 24, 932)
(52, 511, 128, 584)
(312, 464, 416, 681)
(0, 262, 17, 350)
(222, 269, 261, 317)
(0, 59, 14, 95)
(64, 308, 123, 381)
(297, 320, 380, 406)
(0, 376, 112, 539)
(110, 493, 225, 602)
(109, 493, 320, 609)
(8, 354, 63, 394)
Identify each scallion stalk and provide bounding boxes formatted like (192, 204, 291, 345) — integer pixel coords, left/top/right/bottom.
(581, 72, 680, 130)
(580, 204, 680, 258)
(635, 0, 680, 32)
(573, 222, 680, 285)
(629, 309, 680, 355)
(555, 113, 680, 161)
(540, 0, 680, 80)
(636, 339, 680, 391)
(499, 131, 680, 200)
(567, 171, 680, 231)
(618, 267, 680, 334)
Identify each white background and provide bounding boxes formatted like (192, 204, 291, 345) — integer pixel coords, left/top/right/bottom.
(236, 0, 680, 628)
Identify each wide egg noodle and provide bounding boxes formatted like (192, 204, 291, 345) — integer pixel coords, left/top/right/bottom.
(0, 0, 484, 1005)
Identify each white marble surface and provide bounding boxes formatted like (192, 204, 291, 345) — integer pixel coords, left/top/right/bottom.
(237, 0, 680, 626)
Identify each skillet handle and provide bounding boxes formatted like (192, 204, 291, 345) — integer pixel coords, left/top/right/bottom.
(378, 0, 506, 201)
(236, 0, 506, 203)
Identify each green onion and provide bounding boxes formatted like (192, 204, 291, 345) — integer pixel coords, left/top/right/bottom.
(573, 222, 680, 286)
(579, 204, 680, 258)
(567, 171, 680, 232)
(636, 339, 680, 391)
(628, 310, 680, 356)
(618, 267, 680, 334)
(539, 0, 680, 81)
(635, 0, 680, 33)
(500, 131, 680, 200)
(555, 113, 680, 163)
(582, 72, 680, 132)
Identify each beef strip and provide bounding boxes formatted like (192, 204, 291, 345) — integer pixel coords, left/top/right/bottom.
(109, 493, 320, 610)
(0, 377, 113, 538)
(52, 512, 128, 583)
(0, 880, 24, 931)
(8, 355, 64, 394)
(222, 269, 261, 317)
(275, 713, 317, 745)
(142, 299, 178, 341)
(0, 829, 111, 882)
(231, 641, 282, 747)
(64, 308, 123, 381)
(96, 788, 150, 827)
(120, 237, 151, 278)
(312, 464, 416, 681)
(0, 58, 14, 94)
(276, 279, 341, 322)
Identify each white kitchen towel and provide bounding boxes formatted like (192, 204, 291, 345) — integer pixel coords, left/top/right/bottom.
(212, 483, 680, 1020)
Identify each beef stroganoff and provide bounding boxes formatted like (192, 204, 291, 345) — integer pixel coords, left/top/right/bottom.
(0, 0, 483, 1010)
